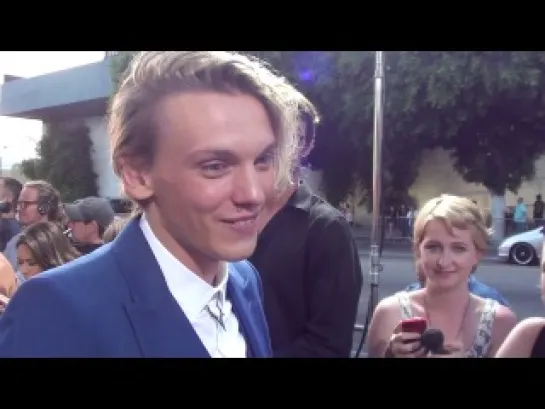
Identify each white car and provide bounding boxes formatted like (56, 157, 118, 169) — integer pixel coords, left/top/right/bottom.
(497, 227, 544, 266)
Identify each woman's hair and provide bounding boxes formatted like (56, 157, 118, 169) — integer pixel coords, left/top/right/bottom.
(413, 194, 490, 253)
(16, 221, 80, 271)
(23, 180, 64, 223)
(103, 216, 129, 243)
(109, 51, 302, 212)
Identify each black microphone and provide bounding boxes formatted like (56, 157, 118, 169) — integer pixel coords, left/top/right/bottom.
(421, 328, 448, 354)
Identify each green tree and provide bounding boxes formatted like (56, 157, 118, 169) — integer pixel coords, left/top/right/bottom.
(19, 159, 39, 180)
(386, 51, 545, 240)
(109, 51, 545, 216)
(411, 51, 545, 196)
(19, 123, 98, 202)
(250, 51, 430, 208)
(109, 51, 138, 88)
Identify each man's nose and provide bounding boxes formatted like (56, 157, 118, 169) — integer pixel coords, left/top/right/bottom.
(232, 166, 266, 208)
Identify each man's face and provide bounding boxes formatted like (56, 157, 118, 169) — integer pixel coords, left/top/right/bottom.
(0, 181, 11, 205)
(0, 181, 11, 217)
(123, 91, 277, 266)
(67, 220, 94, 243)
(17, 187, 44, 226)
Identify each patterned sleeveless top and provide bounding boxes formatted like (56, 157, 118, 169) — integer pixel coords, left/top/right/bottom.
(396, 291, 498, 358)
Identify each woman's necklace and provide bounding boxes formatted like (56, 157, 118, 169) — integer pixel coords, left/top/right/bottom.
(423, 294, 472, 342)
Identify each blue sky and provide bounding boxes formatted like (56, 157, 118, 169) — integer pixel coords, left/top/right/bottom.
(0, 51, 105, 169)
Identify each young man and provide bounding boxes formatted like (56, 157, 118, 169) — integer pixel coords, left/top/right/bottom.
(0, 52, 301, 358)
(64, 197, 116, 255)
(249, 99, 363, 357)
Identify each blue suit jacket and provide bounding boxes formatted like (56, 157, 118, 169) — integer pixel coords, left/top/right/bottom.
(0, 218, 272, 358)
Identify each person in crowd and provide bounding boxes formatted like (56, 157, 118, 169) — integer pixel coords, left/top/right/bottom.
(0, 51, 300, 358)
(3, 180, 63, 272)
(496, 243, 545, 357)
(16, 221, 80, 281)
(533, 194, 544, 227)
(367, 194, 517, 358)
(249, 97, 363, 357)
(386, 205, 396, 237)
(398, 204, 409, 238)
(404, 201, 510, 307)
(103, 216, 129, 243)
(63, 197, 115, 255)
(513, 197, 528, 233)
(0, 177, 22, 252)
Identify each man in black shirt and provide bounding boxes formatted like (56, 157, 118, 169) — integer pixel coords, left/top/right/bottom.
(64, 197, 115, 255)
(534, 194, 544, 226)
(249, 98, 363, 357)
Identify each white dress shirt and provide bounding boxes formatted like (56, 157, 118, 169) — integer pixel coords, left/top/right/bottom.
(140, 215, 247, 358)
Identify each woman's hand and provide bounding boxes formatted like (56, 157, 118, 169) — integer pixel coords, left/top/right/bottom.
(385, 326, 427, 358)
(427, 341, 465, 358)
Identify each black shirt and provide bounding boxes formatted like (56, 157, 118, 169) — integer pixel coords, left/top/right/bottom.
(74, 242, 102, 255)
(0, 218, 20, 252)
(534, 200, 544, 219)
(249, 183, 363, 357)
(531, 325, 545, 357)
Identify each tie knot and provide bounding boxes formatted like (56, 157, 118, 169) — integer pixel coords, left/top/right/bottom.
(205, 293, 226, 331)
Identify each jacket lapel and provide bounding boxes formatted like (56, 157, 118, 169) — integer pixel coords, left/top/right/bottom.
(227, 263, 268, 358)
(112, 218, 209, 358)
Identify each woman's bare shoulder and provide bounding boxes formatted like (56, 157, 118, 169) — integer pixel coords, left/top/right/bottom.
(472, 295, 516, 322)
(495, 317, 545, 357)
(375, 291, 405, 311)
(505, 317, 545, 340)
(492, 302, 518, 337)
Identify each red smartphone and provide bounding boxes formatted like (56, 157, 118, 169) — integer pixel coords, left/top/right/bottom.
(401, 317, 427, 334)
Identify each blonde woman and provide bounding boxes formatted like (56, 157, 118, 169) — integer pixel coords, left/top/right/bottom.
(367, 194, 517, 358)
(496, 244, 545, 357)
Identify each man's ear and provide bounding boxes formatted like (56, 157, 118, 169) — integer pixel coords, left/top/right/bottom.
(117, 157, 154, 202)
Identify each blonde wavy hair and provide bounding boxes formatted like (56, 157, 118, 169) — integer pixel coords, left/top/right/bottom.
(109, 51, 302, 210)
(413, 194, 490, 253)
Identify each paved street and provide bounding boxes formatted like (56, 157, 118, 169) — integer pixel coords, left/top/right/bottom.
(352, 254, 543, 355)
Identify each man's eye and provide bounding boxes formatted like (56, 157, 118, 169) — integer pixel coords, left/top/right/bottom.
(201, 162, 228, 175)
(256, 152, 274, 166)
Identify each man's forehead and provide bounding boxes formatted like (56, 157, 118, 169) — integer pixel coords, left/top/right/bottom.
(157, 92, 275, 154)
(20, 187, 38, 198)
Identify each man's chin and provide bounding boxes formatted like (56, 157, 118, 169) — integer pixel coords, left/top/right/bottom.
(217, 240, 257, 262)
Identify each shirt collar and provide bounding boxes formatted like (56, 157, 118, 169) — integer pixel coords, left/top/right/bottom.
(286, 182, 314, 211)
(139, 214, 228, 321)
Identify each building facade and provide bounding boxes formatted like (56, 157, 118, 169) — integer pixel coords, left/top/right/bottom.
(0, 59, 119, 198)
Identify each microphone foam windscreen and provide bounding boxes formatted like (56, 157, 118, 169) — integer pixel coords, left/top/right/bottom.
(421, 328, 444, 353)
